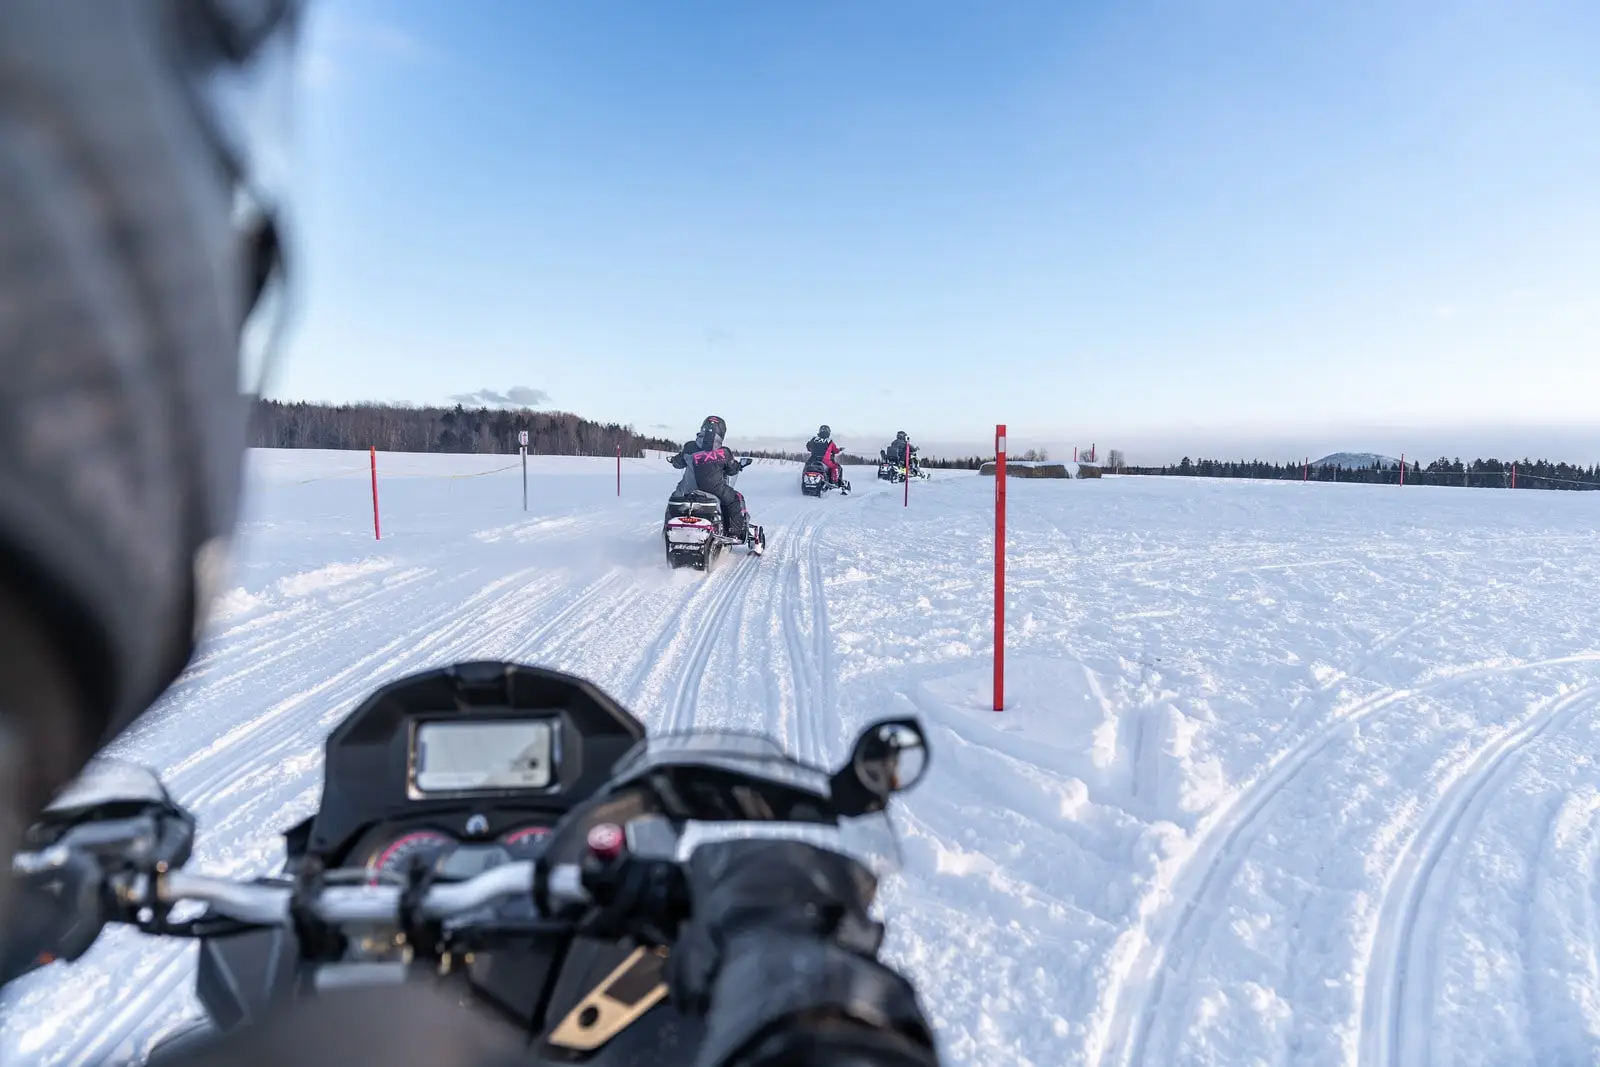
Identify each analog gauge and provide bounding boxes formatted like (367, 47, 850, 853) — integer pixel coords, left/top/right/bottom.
(367, 829, 455, 881)
(500, 825, 552, 861)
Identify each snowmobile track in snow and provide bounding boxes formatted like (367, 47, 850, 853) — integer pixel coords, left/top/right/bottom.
(657, 543, 770, 736)
(777, 510, 837, 767)
(1361, 681, 1600, 1067)
(1099, 648, 1600, 1067)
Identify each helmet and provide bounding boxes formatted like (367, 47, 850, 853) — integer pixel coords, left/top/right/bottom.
(818, 425, 831, 439)
(896, 430, 908, 441)
(0, 3, 303, 781)
(700, 415, 727, 444)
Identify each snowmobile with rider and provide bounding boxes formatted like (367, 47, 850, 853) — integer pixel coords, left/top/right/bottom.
(802, 425, 851, 497)
(665, 416, 767, 569)
(878, 431, 928, 483)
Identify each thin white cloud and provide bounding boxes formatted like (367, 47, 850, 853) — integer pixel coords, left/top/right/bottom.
(449, 386, 552, 408)
(301, 7, 434, 92)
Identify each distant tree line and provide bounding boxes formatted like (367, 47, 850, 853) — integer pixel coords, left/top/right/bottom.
(252, 400, 678, 457)
(1121, 456, 1600, 490)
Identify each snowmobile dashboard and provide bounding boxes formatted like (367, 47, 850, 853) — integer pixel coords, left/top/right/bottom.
(300, 661, 647, 868)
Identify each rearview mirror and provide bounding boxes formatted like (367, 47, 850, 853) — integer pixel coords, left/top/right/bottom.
(830, 718, 929, 817)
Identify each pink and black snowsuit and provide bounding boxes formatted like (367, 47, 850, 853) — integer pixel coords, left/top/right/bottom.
(806, 435, 843, 485)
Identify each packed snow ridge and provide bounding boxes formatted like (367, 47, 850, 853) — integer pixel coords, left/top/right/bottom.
(3, 448, 1600, 1067)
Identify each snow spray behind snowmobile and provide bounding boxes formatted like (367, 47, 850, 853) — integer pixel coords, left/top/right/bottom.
(11, 661, 929, 1067)
(663, 457, 766, 569)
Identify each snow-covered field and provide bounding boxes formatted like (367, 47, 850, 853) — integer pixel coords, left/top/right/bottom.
(4, 449, 1600, 1067)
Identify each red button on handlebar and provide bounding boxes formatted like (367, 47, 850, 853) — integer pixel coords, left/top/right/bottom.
(587, 823, 625, 861)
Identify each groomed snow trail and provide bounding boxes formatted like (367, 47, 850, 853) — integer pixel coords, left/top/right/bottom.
(0, 452, 856, 1065)
(4, 454, 1600, 1067)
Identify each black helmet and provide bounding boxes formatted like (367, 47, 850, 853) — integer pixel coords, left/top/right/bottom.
(896, 430, 908, 441)
(700, 415, 727, 442)
(0, 3, 303, 786)
(818, 424, 831, 438)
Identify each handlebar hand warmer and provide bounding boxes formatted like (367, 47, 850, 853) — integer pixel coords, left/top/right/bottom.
(0, 850, 107, 986)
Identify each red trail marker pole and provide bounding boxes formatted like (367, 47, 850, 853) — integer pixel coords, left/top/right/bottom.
(994, 424, 1007, 712)
(616, 445, 621, 497)
(370, 446, 381, 540)
(903, 448, 910, 507)
(1303, 457, 1308, 481)
(1400, 453, 1406, 487)
(1512, 462, 1517, 489)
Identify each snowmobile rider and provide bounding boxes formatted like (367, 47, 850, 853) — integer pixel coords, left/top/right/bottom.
(0, 6, 940, 1067)
(884, 431, 918, 470)
(806, 425, 845, 487)
(669, 415, 753, 540)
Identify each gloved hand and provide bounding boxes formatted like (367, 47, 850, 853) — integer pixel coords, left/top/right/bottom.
(0, 849, 109, 986)
(666, 839, 939, 1067)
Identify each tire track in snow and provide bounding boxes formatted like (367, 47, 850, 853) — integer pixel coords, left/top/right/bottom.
(804, 508, 839, 766)
(656, 551, 769, 735)
(108, 567, 445, 756)
(1361, 682, 1600, 1067)
(1096, 651, 1600, 1067)
(162, 568, 554, 794)
(775, 508, 837, 766)
(504, 570, 632, 663)
(630, 500, 835, 749)
(777, 511, 826, 763)
(173, 566, 436, 686)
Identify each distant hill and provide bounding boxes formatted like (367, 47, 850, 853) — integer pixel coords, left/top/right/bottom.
(1311, 451, 1400, 468)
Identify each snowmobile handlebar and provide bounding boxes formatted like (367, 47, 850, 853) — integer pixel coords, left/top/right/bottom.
(10, 710, 928, 974)
(142, 860, 591, 927)
(9, 842, 597, 933)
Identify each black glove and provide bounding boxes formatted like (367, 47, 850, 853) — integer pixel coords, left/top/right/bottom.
(0, 850, 109, 986)
(666, 839, 939, 1067)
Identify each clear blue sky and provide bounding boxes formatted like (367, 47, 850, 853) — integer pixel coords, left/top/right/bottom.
(279, 0, 1599, 454)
